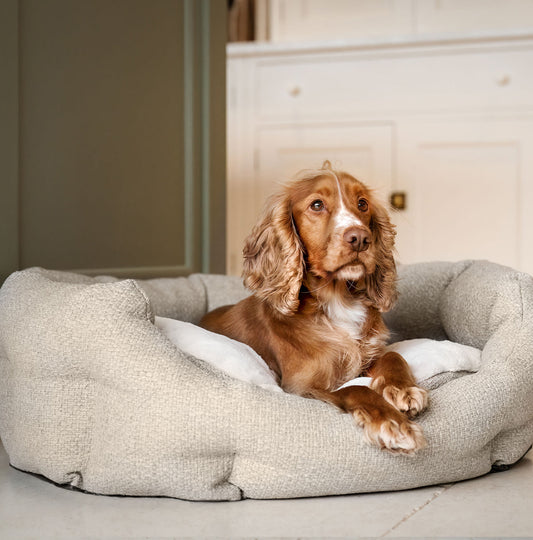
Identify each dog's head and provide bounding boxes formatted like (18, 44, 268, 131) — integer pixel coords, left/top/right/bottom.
(243, 161, 397, 315)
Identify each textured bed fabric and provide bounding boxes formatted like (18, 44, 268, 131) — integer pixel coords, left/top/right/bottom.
(0, 261, 532, 501)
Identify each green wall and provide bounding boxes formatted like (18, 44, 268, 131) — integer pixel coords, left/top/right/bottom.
(0, 0, 226, 283)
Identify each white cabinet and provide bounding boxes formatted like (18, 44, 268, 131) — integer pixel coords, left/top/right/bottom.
(227, 33, 533, 276)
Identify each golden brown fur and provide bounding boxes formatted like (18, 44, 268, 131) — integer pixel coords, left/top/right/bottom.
(201, 162, 428, 454)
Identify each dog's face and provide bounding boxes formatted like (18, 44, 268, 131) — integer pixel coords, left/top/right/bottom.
(243, 163, 397, 314)
(290, 171, 378, 282)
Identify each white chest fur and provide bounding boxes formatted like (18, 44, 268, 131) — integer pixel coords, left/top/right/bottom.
(324, 298, 367, 340)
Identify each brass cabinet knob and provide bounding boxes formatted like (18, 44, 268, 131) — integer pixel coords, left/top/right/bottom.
(390, 191, 407, 210)
(288, 85, 302, 97)
(496, 74, 511, 86)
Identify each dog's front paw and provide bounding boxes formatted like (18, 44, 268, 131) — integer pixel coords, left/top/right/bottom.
(382, 384, 428, 418)
(352, 406, 427, 455)
(371, 377, 428, 419)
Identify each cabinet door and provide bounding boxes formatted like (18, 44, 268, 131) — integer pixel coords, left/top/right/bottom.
(227, 124, 393, 275)
(396, 118, 533, 273)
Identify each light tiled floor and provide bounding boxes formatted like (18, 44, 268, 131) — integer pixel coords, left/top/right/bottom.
(0, 440, 531, 539)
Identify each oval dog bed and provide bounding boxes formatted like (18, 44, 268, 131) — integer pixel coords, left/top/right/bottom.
(0, 260, 532, 501)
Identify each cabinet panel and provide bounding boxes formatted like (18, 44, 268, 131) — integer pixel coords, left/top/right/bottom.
(256, 124, 393, 200)
(395, 119, 533, 272)
(269, 0, 415, 42)
(227, 124, 393, 275)
(416, 0, 533, 35)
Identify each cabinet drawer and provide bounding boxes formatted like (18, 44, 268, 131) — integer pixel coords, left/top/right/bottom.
(255, 46, 533, 119)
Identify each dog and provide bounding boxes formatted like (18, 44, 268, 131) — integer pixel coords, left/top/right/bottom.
(201, 161, 428, 454)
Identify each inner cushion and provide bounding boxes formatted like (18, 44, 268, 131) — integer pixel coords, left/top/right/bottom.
(155, 315, 481, 391)
(0, 260, 532, 501)
(154, 316, 282, 392)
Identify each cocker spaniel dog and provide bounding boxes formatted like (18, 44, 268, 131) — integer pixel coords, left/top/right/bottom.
(201, 161, 428, 454)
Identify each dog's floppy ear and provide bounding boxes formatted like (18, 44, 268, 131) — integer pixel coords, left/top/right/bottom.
(242, 190, 304, 315)
(365, 199, 398, 312)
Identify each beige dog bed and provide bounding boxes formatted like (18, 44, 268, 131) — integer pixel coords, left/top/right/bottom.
(0, 260, 532, 501)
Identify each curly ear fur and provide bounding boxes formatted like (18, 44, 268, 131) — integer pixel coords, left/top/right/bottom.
(242, 191, 305, 315)
(365, 199, 398, 312)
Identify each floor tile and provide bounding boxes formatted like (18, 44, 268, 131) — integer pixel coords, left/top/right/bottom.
(386, 449, 533, 537)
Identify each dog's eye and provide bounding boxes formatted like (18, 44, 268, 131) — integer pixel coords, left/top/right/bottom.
(358, 198, 369, 212)
(310, 200, 325, 212)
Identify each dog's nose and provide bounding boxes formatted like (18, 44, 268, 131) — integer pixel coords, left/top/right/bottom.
(343, 227, 371, 252)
